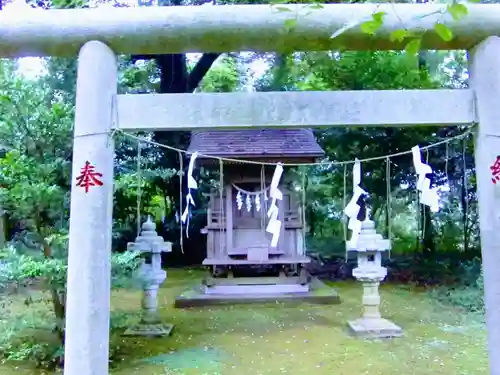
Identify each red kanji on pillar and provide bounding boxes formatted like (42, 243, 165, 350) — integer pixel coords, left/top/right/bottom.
(76, 161, 103, 193)
(490, 156, 500, 184)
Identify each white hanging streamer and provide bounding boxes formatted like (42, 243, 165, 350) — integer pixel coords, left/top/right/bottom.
(245, 194, 252, 212)
(266, 163, 284, 248)
(344, 159, 367, 247)
(235, 193, 262, 212)
(411, 146, 439, 212)
(181, 152, 199, 237)
(236, 191, 243, 210)
(232, 183, 269, 211)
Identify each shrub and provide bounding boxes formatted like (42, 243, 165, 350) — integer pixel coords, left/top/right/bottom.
(0, 237, 142, 369)
(431, 258, 485, 314)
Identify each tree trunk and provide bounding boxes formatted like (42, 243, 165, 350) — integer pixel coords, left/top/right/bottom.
(421, 205, 435, 256)
(271, 53, 289, 91)
(49, 287, 66, 340)
(308, 206, 316, 238)
(42, 239, 66, 342)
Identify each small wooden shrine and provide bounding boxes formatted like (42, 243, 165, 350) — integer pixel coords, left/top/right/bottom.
(176, 128, 340, 304)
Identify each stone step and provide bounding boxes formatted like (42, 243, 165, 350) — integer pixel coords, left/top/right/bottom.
(204, 283, 310, 295)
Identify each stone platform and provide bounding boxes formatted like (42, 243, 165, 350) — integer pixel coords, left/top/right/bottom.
(175, 277, 340, 308)
(347, 317, 403, 339)
(123, 323, 174, 337)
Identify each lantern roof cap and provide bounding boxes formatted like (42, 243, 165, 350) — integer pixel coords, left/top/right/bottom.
(347, 218, 391, 252)
(127, 216, 172, 253)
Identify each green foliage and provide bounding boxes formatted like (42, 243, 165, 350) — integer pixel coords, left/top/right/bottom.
(0, 311, 61, 369)
(405, 39, 422, 55)
(0, 60, 72, 238)
(431, 259, 485, 313)
(447, 2, 469, 21)
(0, 244, 141, 290)
(114, 163, 177, 223)
(0, 57, 145, 369)
(197, 56, 242, 93)
(254, 46, 478, 278)
(360, 11, 386, 35)
(434, 23, 454, 42)
(390, 29, 411, 43)
(281, 51, 442, 246)
(0, 304, 141, 369)
(0, 244, 141, 369)
(118, 58, 159, 94)
(284, 17, 298, 32)
(0, 151, 67, 233)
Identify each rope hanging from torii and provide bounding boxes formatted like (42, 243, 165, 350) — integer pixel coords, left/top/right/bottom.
(343, 151, 441, 248)
(119, 129, 467, 251)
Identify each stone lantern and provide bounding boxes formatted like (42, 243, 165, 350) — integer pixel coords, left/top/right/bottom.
(123, 216, 174, 337)
(346, 216, 403, 339)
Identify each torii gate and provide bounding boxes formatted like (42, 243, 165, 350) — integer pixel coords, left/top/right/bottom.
(2, 3, 500, 375)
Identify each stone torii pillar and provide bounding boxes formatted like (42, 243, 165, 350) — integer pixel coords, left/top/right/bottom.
(64, 41, 117, 375)
(470, 35, 500, 375)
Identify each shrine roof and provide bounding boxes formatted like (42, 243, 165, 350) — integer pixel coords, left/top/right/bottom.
(186, 129, 325, 161)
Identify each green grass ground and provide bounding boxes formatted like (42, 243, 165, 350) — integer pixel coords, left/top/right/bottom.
(0, 269, 489, 375)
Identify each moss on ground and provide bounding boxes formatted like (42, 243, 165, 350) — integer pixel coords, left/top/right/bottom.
(1, 268, 489, 375)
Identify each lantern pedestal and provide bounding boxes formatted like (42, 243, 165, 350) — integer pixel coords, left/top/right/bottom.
(348, 315, 403, 339)
(123, 280, 174, 336)
(347, 277, 403, 339)
(347, 218, 402, 339)
(123, 217, 174, 337)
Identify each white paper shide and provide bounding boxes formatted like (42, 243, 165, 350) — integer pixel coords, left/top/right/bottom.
(411, 146, 439, 212)
(344, 159, 367, 247)
(181, 152, 199, 236)
(266, 163, 284, 248)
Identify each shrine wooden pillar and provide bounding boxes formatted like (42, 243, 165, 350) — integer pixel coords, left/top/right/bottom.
(64, 41, 117, 375)
(225, 184, 233, 255)
(470, 35, 500, 375)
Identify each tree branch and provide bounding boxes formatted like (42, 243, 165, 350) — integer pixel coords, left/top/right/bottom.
(187, 52, 220, 92)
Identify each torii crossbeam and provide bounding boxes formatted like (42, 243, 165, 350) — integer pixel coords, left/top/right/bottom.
(2, 4, 500, 56)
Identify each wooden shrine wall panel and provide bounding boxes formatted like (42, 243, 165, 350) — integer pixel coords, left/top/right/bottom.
(209, 228, 305, 259)
(277, 229, 306, 257)
(230, 229, 285, 255)
(211, 230, 227, 259)
(206, 231, 215, 259)
(281, 230, 294, 257)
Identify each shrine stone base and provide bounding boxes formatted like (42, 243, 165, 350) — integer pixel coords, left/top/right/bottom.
(347, 317, 403, 339)
(174, 277, 340, 308)
(123, 323, 174, 337)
